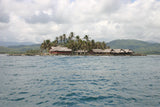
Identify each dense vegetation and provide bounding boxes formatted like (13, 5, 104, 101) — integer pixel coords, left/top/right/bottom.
(108, 39, 160, 54)
(40, 32, 109, 52)
(0, 45, 40, 55)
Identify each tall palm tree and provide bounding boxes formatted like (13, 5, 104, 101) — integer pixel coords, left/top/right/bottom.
(84, 35, 89, 41)
(70, 32, 74, 40)
(45, 39, 51, 52)
(55, 37, 59, 44)
(59, 35, 63, 44)
(63, 34, 66, 44)
(91, 39, 95, 49)
(76, 35, 80, 42)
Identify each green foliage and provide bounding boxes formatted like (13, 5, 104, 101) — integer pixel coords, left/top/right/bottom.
(25, 49, 40, 56)
(108, 39, 160, 54)
(0, 46, 14, 53)
(40, 32, 108, 53)
(0, 44, 40, 54)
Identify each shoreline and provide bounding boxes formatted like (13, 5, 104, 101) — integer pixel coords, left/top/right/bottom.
(7, 53, 146, 56)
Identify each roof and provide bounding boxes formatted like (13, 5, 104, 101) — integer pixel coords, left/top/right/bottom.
(111, 49, 125, 53)
(92, 49, 112, 53)
(92, 49, 105, 53)
(123, 49, 134, 53)
(104, 49, 113, 53)
(75, 50, 88, 53)
(50, 46, 72, 52)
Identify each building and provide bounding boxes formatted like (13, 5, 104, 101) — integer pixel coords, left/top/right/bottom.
(111, 49, 125, 54)
(75, 50, 88, 55)
(123, 49, 134, 54)
(92, 48, 134, 55)
(49, 46, 72, 55)
(92, 49, 114, 54)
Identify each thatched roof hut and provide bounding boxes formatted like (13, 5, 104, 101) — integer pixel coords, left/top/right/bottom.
(104, 49, 114, 53)
(92, 49, 106, 54)
(75, 50, 88, 53)
(92, 49, 113, 54)
(50, 46, 72, 52)
(50, 46, 72, 54)
(75, 50, 88, 55)
(124, 49, 134, 54)
(111, 49, 125, 54)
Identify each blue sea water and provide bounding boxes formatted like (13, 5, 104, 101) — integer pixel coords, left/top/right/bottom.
(0, 55, 160, 107)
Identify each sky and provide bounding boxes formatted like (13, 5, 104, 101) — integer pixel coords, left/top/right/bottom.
(0, 0, 160, 43)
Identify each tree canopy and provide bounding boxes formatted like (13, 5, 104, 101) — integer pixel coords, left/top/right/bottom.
(40, 32, 110, 52)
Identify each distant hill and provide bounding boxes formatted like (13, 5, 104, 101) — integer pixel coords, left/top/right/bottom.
(0, 46, 15, 53)
(0, 44, 40, 53)
(0, 41, 36, 47)
(108, 39, 160, 54)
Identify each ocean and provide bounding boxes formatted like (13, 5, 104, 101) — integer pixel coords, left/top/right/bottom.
(0, 55, 160, 107)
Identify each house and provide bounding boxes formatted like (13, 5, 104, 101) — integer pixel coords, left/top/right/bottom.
(92, 49, 113, 54)
(124, 49, 134, 54)
(75, 50, 88, 55)
(104, 49, 114, 54)
(92, 49, 106, 54)
(49, 46, 72, 55)
(111, 49, 125, 54)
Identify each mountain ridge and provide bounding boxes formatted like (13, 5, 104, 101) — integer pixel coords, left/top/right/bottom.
(108, 39, 160, 54)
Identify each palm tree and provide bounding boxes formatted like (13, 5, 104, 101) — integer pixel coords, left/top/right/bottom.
(84, 35, 89, 41)
(70, 32, 74, 40)
(55, 37, 59, 44)
(59, 35, 63, 44)
(76, 35, 80, 42)
(63, 34, 66, 44)
(101, 41, 106, 49)
(40, 42, 45, 53)
(45, 39, 51, 52)
(40, 40, 51, 52)
(91, 39, 95, 49)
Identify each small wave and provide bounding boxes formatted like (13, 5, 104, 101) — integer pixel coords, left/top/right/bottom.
(66, 92, 80, 97)
(90, 82, 98, 85)
(52, 101, 77, 106)
(9, 92, 16, 96)
(36, 100, 49, 105)
(79, 96, 107, 102)
(13, 74, 18, 76)
(18, 92, 28, 94)
(9, 97, 25, 101)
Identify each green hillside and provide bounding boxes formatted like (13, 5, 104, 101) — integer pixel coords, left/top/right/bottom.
(8, 44, 40, 52)
(0, 44, 40, 54)
(108, 39, 160, 54)
(0, 46, 15, 53)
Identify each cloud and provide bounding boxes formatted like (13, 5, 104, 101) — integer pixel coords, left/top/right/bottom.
(0, 0, 160, 43)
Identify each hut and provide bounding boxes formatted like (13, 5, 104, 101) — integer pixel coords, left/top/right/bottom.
(92, 49, 113, 54)
(49, 46, 72, 55)
(92, 49, 106, 54)
(104, 49, 114, 54)
(75, 50, 88, 55)
(111, 49, 125, 55)
(124, 49, 134, 54)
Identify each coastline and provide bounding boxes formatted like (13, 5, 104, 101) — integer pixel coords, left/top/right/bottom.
(7, 53, 146, 56)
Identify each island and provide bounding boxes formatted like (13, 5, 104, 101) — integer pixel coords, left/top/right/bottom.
(40, 32, 139, 56)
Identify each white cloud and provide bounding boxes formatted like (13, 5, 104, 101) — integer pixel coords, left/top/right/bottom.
(0, 0, 160, 43)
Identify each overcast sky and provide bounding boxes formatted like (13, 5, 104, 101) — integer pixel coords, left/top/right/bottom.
(0, 0, 160, 43)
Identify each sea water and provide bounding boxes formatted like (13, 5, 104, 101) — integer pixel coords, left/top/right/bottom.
(0, 55, 160, 107)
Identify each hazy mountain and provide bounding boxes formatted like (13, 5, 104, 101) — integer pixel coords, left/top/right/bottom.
(0, 44, 40, 53)
(0, 41, 36, 47)
(108, 39, 160, 54)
